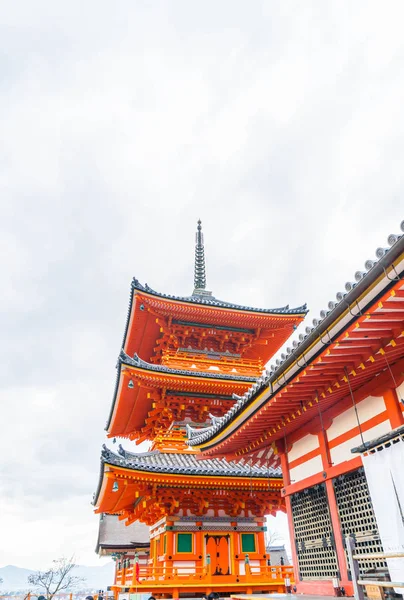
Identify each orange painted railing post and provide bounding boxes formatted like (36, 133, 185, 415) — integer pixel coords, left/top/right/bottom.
(206, 553, 212, 587)
(245, 553, 250, 575)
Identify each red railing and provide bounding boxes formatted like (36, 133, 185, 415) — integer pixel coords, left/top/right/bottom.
(115, 563, 294, 587)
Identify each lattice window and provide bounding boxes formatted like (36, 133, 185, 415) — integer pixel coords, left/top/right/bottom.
(333, 467, 386, 577)
(291, 483, 339, 580)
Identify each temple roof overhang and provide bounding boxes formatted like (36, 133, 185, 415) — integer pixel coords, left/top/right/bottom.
(106, 351, 256, 439)
(351, 422, 404, 454)
(93, 445, 284, 524)
(188, 227, 404, 463)
(122, 278, 307, 364)
(96, 514, 150, 555)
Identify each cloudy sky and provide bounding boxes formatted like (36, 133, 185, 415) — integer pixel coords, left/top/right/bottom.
(1, 0, 404, 570)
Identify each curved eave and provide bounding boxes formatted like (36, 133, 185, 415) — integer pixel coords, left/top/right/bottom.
(193, 235, 404, 456)
(94, 460, 283, 515)
(94, 452, 284, 515)
(106, 352, 256, 438)
(131, 278, 307, 317)
(122, 279, 307, 358)
(102, 460, 282, 482)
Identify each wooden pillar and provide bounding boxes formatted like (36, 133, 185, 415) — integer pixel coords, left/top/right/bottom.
(230, 531, 237, 576)
(318, 430, 332, 469)
(166, 526, 174, 557)
(278, 442, 300, 583)
(325, 479, 349, 585)
(257, 526, 265, 554)
(195, 525, 203, 563)
(279, 449, 290, 486)
(383, 387, 404, 428)
(257, 526, 266, 572)
(284, 495, 300, 583)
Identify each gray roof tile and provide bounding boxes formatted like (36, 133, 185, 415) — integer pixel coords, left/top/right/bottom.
(100, 445, 281, 478)
(131, 278, 307, 316)
(186, 225, 404, 447)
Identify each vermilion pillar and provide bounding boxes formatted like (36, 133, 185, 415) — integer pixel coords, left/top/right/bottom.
(383, 388, 404, 428)
(280, 448, 290, 486)
(280, 449, 299, 583)
(284, 495, 299, 583)
(318, 430, 332, 469)
(325, 479, 350, 587)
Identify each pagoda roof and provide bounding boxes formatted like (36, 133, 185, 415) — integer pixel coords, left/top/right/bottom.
(106, 350, 257, 438)
(131, 277, 307, 316)
(94, 444, 284, 524)
(119, 350, 256, 382)
(101, 444, 282, 478)
(122, 279, 307, 368)
(187, 224, 404, 460)
(93, 444, 282, 512)
(121, 222, 307, 367)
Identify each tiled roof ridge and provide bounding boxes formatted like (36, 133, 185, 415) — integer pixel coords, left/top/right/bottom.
(131, 277, 307, 315)
(187, 222, 404, 447)
(100, 444, 282, 478)
(118, 349, 257, 382)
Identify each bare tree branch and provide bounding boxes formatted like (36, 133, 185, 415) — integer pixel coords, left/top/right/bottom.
(265, 529, 283, 547)
(28, 557, 85, 600)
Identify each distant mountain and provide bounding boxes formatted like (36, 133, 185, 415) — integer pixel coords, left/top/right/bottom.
(0, 565, 35, 591)
(0, 563, 115, 593)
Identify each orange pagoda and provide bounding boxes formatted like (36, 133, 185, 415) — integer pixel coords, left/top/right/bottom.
(93, 221, 306, 598)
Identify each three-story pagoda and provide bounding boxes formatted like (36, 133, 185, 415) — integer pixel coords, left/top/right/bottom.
(93, 221, 307, 598)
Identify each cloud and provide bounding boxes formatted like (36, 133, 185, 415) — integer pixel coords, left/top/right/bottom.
(1, 0, 404, 569)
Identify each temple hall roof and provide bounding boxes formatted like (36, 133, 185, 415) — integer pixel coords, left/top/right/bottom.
(96, 514, 150, 554)
(187, 222, 404, 451)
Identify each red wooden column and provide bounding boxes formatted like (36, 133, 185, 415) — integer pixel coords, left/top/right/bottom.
(318, 429, 351, 591)
(279, 447, 299, 584)
(383, 387, 404, 428)
(325, 479, 350, 588)
(279, 447, 290, 486)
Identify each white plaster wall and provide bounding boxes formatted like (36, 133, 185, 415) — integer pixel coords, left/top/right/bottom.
(249, 559, 260, 573)
(173, 561, 196, 574)
(289, 455, 323, 482)
(330, 420, 391, 465)
(327, 395, 385, 442)
(288, 434, 319, 462)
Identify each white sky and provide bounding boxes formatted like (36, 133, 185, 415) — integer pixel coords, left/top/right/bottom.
(1, 0, 404, 570)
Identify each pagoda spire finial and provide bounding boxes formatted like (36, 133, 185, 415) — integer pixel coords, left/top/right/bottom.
(193, 220, 212, 296)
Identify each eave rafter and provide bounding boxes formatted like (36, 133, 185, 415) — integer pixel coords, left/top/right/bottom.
(233, 339, 404, 460)
(108, 355, 254, 440)
(198, 278, 404, 462)
(95, 462, 285, 525)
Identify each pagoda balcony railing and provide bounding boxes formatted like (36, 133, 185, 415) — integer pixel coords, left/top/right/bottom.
(115, 564, 294, 588)
(158, 350, 263, 376)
